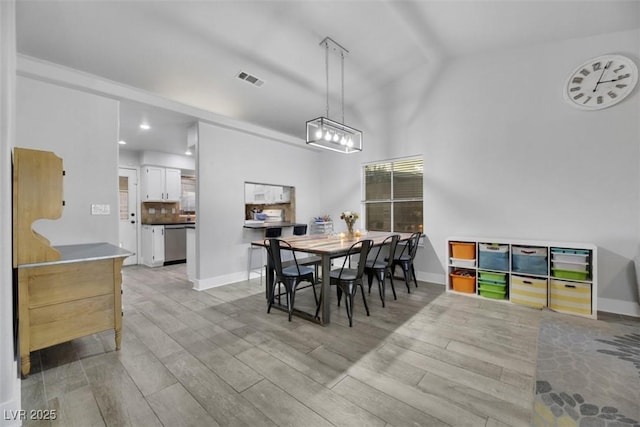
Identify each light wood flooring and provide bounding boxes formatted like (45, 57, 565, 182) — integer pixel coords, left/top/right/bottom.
(20, 264, 637, 426)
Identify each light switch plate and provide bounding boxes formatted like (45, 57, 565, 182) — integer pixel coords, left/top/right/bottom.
(91, 204, 111, 215)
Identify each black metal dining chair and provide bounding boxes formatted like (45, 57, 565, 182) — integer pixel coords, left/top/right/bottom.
(391, 232, 422, 292)
(317, 239, 373, 327)
(264, 238, 317, 321)
(364, 234, 400, 307)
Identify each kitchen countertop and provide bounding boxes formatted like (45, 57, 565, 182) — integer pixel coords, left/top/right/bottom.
(243, 221, 306, 229)
(143, 222, 196, 226)
(18, 242, 132, 268)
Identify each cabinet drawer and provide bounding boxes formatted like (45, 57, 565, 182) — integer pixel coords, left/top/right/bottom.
(29, 294, 114, 351)
(511, 275, 547, 308)
(549, 279, 591, 316)
(21, 259, 114, 308)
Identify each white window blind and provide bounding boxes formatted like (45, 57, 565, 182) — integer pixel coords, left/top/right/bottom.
(363, 157, 423, 233)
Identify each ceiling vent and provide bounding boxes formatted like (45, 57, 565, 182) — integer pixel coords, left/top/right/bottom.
(236, 71, 264, 87)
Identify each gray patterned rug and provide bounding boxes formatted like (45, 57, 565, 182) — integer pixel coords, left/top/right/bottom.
(533, 316, 640, 427)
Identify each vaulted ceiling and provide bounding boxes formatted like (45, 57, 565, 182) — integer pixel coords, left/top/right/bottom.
(15, 0, 640, 154)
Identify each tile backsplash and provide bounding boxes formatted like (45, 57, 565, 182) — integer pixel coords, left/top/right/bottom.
(141, 202, 180, 223)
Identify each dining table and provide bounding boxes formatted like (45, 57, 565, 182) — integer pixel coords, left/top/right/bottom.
(252, 231, 413, 325)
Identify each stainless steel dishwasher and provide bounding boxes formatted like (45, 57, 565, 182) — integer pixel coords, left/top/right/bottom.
(164, 224, 186, 264)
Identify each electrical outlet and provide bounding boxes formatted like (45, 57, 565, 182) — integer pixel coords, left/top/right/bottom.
(149, 208, 156, 214)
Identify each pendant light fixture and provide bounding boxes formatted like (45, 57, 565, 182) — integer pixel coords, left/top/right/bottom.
(306, 37, 362, 153)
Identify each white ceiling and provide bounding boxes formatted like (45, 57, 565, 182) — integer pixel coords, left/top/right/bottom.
(15, 0, 640, 155)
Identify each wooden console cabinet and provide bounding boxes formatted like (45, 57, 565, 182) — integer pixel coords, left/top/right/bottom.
(17, 246, 128, 376)
(13, 148, 130, 376)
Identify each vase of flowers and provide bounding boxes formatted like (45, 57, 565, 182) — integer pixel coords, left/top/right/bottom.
(340, 211, 359, 239)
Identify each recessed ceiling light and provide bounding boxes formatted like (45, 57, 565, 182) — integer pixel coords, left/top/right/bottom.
(140, 123, 150, 130)
(185, 149, 192, 156)
(118, 140, 127, 145)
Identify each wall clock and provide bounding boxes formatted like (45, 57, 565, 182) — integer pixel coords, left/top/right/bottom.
(564, 54, 638, 110)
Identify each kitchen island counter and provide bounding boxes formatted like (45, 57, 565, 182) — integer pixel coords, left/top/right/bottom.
(243, 221, 305, 229)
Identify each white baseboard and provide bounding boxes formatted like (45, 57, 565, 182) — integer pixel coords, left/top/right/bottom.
(0, 363, 22, 427)
(192, 271, 250, 291)
(598, 297, 640, 317)
(416, 271, 445, 286)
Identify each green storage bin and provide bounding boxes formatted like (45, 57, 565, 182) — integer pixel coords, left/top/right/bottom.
(478, 271, 507, 283)
(552, 268, 589, 281)
(478, 286, 507, 300)
(477, 280, 506, 292)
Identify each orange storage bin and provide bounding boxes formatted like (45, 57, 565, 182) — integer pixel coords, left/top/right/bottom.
(451, 242, 476, 260)
(450, 271, 476, 293)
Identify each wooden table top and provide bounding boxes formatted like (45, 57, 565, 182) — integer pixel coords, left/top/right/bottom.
(252, 231, 413, 255)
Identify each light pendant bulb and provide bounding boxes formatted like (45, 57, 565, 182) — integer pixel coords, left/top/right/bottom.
(333, 133, 339, 142)
(340, 136, 347, 145)
(324, 131, 332, 141)
(315, 128, 323, 139)
(347, 137, 353, 148)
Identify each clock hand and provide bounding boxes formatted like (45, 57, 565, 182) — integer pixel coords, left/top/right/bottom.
(593, 61, 611, 92)
(596, 76, 626, 84)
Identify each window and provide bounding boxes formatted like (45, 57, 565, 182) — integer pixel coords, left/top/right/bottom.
(363, 157, 423, 233)
(119, 176, 129, 221)
(180, 176, 196, 214)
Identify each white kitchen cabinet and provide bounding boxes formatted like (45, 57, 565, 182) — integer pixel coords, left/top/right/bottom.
(141, 225, 165, 267)
(281, 187, 291, 202)
(164, 168, 181, 201)
(244, 183, 256, 203)
(244, 183, 292, 204)
(141, 166, 181, 202)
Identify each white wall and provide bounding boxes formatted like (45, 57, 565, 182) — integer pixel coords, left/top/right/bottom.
(16, 77, 120, 246)
(0, 1, 21, 425)
(118, 150, 195, 173)
(138, 150, 195, 171)
(118, 149, 140, 168)
(324, 29, 640, 315)
(194, 121, 322, 289)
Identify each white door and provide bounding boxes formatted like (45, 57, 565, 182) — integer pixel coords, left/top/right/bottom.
(119, 168, 138, 265)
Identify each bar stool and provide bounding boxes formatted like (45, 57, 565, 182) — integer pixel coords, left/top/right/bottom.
(293, 224, 307, 235)
(247, 227, 282, 284)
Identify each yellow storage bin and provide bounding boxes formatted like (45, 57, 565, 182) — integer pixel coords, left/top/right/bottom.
(549, 279, 591, 316)
(511, 275, 547, 309)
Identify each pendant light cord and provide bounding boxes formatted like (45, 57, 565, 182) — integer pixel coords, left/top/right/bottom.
(341, 51, 345, 124)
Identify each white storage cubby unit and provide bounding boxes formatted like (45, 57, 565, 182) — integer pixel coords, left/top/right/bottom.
(446, 237, 598, 319)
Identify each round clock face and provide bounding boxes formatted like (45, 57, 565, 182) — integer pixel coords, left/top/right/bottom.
(564, 54, 638, 110)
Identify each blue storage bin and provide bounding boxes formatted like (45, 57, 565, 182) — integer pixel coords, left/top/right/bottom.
(512, 246, 547, 276)
(478, 243, 509, 271)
